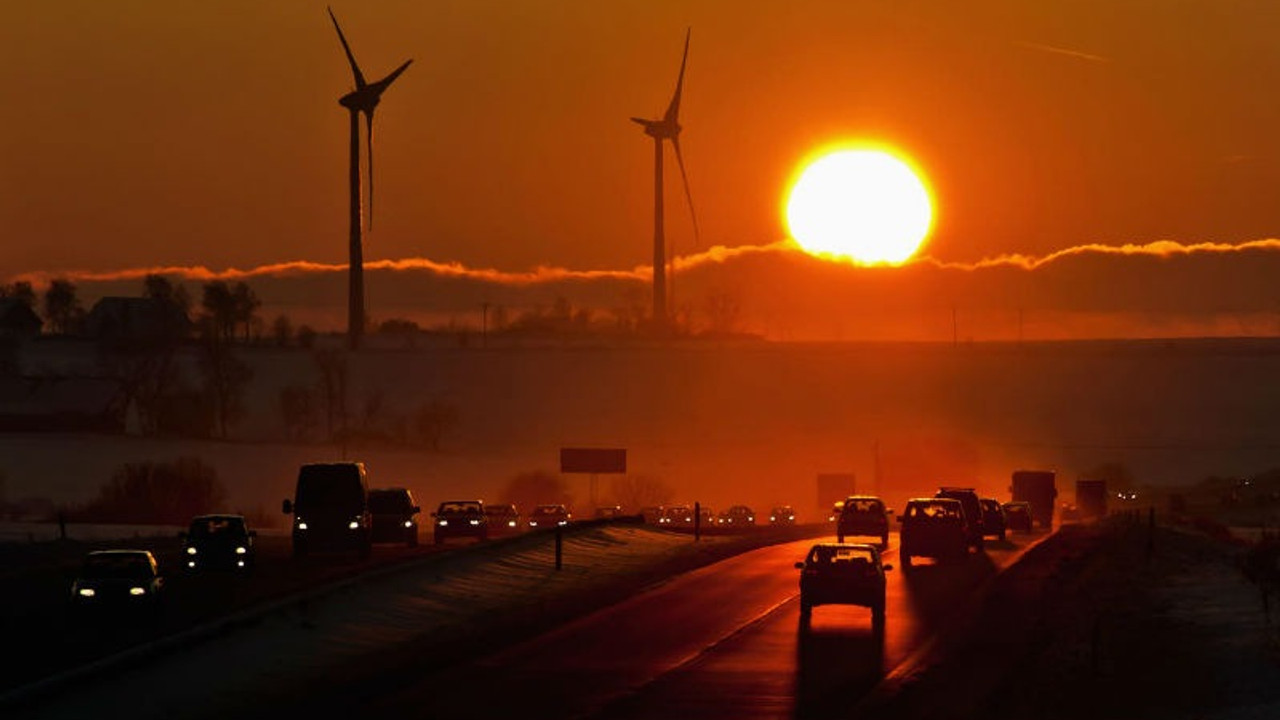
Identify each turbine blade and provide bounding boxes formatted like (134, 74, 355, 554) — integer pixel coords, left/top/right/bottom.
(663, 28, 690, 124)
(365, 111, 375, 231)
(328, 7, 367, 88)
(671, 136, 700, 245)
(371, 59, 413, 93)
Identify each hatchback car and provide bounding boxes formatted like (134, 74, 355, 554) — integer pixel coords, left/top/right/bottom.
(837, 495, 890, 548)
(659, 505, 694, 526)
(527, 503, 571, 529)
(898, 498, 969, 568)
(935, 487, 986, 550)
(485, 503, 522, 535)
(769, 506, 797, 526)
(182, 514, 256, 572)
(433, 500, 488, 544)
(979, 497, 1007, 541)
(71, 550, 164, 612)
(717, 505, 756, 526)
(795, 543, 891, 634)
(1003, 501, 1034, 534)
(368, 488, 421, 546)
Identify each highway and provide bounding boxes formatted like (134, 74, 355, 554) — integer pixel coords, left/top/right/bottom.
(361, 531, 1040, 719)
(8, 527, 1043, 719)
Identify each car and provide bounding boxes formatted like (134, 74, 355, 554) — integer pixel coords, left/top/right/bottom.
(794, 542, 891, 634)
(182, 514, 256, 572)
(837, 495, 890, 548)
(769, 506, 797, 526)
(935, 487, 986, 550)
(485, 503, 522, 534)
(71, 550, 164, 612)
(717, 505, 756, 526)
(433, 500, 488, 544)
(659, 505, 694, 526)
(1003, 501, 1034, 534)
(283, 462, 372, 559)
(368, 488, 421, 546)
(898, 498, 969, 568)
(639, 506, 665, 524)
(979, 497, 1007, 541)
(528, 503, 571, 529)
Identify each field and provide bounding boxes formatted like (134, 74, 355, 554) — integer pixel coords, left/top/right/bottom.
(5, 337, 1280, 526)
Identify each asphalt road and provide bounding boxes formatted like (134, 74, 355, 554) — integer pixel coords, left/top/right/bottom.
(364, 530, 1042, 720)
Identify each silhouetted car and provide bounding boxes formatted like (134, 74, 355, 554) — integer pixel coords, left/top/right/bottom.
(182, 514, 256, 572)
(979, 498, 1007, 541)
(769, 506, 797, 526)
(71, 550, 164, 612)
(283, 462, 372, 559)
(795, 543, 891, 634)
(659, 505, 694, 526)
(368, 488, 421, 546)
(717, 505, 756, 526)
(433, 500, 488, 544)
(1003, 501, 1034, 533)
(898, 498, 969, 568)
(485, 503, 522, 534)
(837, 495, 890, 548)
(935, 487, 985, 550)
(640, 506, 665, 524)
(528, 504, 571, 529)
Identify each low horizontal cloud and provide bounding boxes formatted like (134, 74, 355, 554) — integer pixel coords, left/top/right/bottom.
(9, 238, 1280, 341)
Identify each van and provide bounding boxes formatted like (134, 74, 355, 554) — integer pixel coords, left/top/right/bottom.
(282, 462, 371, 559)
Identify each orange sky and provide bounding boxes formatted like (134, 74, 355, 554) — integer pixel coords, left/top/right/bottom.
(4, 1, 1280, 330)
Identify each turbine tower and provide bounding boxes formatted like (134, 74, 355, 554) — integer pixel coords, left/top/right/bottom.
(328, 7, 412, 350)
(631, 29, 699, 330)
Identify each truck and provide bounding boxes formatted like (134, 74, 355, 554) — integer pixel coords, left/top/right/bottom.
(1076, 479, 1108, 519)
(1010, 470, 1057, 530)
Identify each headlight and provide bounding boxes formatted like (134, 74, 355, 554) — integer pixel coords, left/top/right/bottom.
(77, 587, 96, 598)
(188, 561, 196, 568)
(235, 546, 247, 555)
(237, 560, 245, 568)
(789, 515, 795, 520)
(508, 520, 517, 527)
(770, 516, 776, 521)
(748, 517, 754, 522)
(438, 519, 449, 526)
(186, 546, 197, 555)
(298, 522, 308, 530)
(349, 521, 360, 530)
(404, 520, 414, 528)
(529, 521, 538, 527)
(469, 519, 480, 526)
(558, 520, 568, 526)
(129, 587, 147, 596)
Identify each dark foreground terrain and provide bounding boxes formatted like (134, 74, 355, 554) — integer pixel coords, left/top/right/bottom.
(861, 518, 1280, 719)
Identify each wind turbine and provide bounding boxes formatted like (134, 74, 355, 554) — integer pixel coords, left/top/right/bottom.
(328, 7, 412, 350)
(632, 29, 699, 330)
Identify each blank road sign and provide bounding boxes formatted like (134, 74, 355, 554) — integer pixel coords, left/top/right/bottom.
(560, 448, 627, 474)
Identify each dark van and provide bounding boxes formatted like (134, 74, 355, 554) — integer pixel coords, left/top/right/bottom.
(283, 462, 371, 559)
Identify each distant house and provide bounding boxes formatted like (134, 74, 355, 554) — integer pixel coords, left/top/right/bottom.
(0, 375, 125, 433)
(0, 299, 42, 339)
(85, 297, 191, 342)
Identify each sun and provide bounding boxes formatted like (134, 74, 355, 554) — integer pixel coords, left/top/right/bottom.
(785, 148, 933, 265)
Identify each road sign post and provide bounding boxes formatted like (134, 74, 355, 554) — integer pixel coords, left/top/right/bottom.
(560, 448, 627, 511)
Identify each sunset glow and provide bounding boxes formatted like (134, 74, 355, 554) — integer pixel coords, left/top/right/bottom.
(785, 149, 933, 265)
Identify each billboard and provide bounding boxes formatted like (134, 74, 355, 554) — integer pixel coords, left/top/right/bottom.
(560, 448, 627, 474)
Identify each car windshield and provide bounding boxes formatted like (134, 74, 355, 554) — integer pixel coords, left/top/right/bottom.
(296, 469, 364, 508)
(369, 491, 412, 513)
(845, 499, 883, 513)
(908, 502, 963, 519)
(807, 545, 876, 567)
(81, 554, 153, 579)
(438, 502, 482, 515)
(188, 516, 246, 538)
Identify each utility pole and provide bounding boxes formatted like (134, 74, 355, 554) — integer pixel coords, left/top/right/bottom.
(481, 301, 490, 348)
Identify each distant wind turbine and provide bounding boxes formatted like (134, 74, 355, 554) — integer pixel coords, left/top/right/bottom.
(632, 29, 699, 329)
(328, 6, 412, 350)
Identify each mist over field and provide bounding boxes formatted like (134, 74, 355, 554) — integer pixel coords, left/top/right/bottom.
(5, 338, 1279, 523)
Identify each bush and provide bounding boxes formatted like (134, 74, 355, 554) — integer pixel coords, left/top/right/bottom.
(73, 457, 227, 525)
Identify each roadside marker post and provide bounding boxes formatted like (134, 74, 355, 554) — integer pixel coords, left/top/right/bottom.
(555, 528, 563, 571)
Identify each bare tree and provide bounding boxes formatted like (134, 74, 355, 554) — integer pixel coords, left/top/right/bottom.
(201, 281, 237, 343)
(198, 333, 253, 439)
(43, 278, 84, 335)
(413, 398, 458, 451)
(499, 470, 573, 515)
(0, 281, 36, 307)
(279, 384, 317, 442)
(607, 475, 675, 511)
(231, 282, 261, 343)
(271, 315, 293, 347)
(312, 348, 348, 442)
